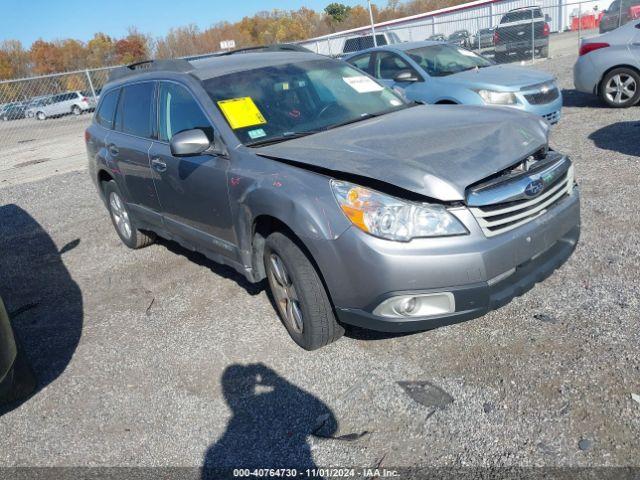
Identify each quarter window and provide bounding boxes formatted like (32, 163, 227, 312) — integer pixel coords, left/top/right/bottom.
(158, 82, 213, 142)
(95, 89, 119, 129)
(116, 82, 155, 138)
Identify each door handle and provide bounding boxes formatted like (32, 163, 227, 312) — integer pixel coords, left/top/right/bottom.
(151, 158, 167, 173)
(108, 145, 119, 156)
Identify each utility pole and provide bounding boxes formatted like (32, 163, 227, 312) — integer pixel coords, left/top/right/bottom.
(368, 0, 378, 47)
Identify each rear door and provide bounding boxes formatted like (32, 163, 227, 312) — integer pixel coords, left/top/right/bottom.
(148, 81, 235, 255)
(108, 81, 162, 219)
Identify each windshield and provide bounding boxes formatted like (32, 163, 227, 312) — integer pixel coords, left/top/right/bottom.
(406, 44, 492, 77)
(202, 59, 406, 146)
(449, 31, 467, 39)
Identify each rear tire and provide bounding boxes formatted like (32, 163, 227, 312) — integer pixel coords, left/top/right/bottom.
(103, 180, 155, 249)
(599, 67, 640, 108)
(264, 231, 344, 350)
(539, 46, 549, 58)
(71, 105, 81, 115)
(36, 111, 46, 121)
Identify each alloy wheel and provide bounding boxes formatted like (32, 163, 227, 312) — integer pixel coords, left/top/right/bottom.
(109, 191, 132, 240)
(605, 74, 637, 105)
(267, 253, 304, 334)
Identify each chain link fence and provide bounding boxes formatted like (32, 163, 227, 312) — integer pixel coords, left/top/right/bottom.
(0, 0, 632, 183)
(301, 0, 608, 59)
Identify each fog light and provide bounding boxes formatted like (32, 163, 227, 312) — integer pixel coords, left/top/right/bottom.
(372, 292, 455, 319)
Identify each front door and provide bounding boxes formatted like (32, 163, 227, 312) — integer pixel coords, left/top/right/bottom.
(149, 81, 235, 257)
(372, 51, 428, 102)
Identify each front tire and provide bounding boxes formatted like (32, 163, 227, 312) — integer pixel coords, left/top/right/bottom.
(71, 105, 81, 115)
(264, 232, 344, 350)
(36, 111, 46, 121)
(599, 67, 640, 108)
(103, 181, 155, 249)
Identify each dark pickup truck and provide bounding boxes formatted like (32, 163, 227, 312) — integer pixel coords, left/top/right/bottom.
(493, 7, 550, 62)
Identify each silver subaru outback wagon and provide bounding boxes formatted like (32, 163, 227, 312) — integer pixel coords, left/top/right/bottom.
(85, 52, 580, 350)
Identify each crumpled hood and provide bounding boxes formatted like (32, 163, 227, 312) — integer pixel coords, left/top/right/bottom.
(256, 105, 549, 201)
(446, 65, 554, 90)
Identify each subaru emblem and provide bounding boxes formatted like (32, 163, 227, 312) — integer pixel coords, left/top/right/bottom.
(524, 179, 545, 197)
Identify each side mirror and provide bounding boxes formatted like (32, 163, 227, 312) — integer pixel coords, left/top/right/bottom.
(394, 70, 419, 83)
(170, 129, 211, 157)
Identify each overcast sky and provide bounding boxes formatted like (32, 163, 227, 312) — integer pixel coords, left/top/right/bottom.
(0, 0, 366, 47)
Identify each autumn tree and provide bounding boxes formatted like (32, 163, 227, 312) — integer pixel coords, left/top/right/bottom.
(30, 39, 64, 75)
(86, 33, 116, 68)
(114, 28, 149, 64)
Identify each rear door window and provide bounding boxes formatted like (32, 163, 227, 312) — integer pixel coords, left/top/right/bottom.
(116, 82, 155, 138)
(95, 89, 119, 129)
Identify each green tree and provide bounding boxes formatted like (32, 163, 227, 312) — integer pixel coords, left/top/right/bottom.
(324, 3, 352, 31)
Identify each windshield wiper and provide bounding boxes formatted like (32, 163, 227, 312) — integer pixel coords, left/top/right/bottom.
(246, 130, 321, 147)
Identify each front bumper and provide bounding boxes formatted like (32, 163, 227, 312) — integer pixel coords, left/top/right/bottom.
(313, 189, 580, 333)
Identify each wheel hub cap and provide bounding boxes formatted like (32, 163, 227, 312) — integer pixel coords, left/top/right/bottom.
(109, 192, 132, 240)
(267, 253, 303, 333)
(605, 74, 636, 104)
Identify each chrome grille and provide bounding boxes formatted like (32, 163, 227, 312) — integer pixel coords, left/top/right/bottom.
(469, 164, 575, 237)
(525, 88, 560, 105)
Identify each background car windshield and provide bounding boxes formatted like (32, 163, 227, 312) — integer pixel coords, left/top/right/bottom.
(203, 60, 405, 145)
(406, 45, 492, 76)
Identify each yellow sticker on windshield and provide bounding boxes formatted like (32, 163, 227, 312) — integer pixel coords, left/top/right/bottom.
(217, 97, 266, 130)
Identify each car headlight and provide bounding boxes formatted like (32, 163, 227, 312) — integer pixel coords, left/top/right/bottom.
(330, 180, 468, 241)
(476, 89, 518, 105)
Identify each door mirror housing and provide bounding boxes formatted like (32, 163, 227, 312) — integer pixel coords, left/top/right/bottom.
(394, 70, 419, 83)
(169, 129, 211, 157)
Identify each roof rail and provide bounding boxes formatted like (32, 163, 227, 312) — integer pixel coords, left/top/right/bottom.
(219, 44, 312, 56)
(108, 59, 194, 82)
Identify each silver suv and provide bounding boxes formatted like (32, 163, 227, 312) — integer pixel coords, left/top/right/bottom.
(86, 53, 580, 350)
(33, 91, 96, 120)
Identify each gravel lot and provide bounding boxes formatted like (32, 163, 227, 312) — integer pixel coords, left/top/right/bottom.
(0, 43, 639, 474)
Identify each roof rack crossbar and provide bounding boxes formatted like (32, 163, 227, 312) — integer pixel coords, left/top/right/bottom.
(108, 59, 194, 82)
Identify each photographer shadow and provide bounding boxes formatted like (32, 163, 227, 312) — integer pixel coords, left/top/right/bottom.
(0, 204, 83, 414)
(202, 363, 337, 478)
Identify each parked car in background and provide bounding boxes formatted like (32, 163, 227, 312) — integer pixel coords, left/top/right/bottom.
(345, 41, 563, 124)
(493, 7, 550, 62)
(448, 29, 472, 48)
(0, 102, 27, 121)
(599, 0, 640, 33)
(341, 31, 402, 54)
(574, 19, 640, 107)
(87, 54, 579, 350)
(33, 91, 96, 120)
(25, 95, 53, 118)
(428, 33, 447, 42)
(474, 28, 495, 49)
